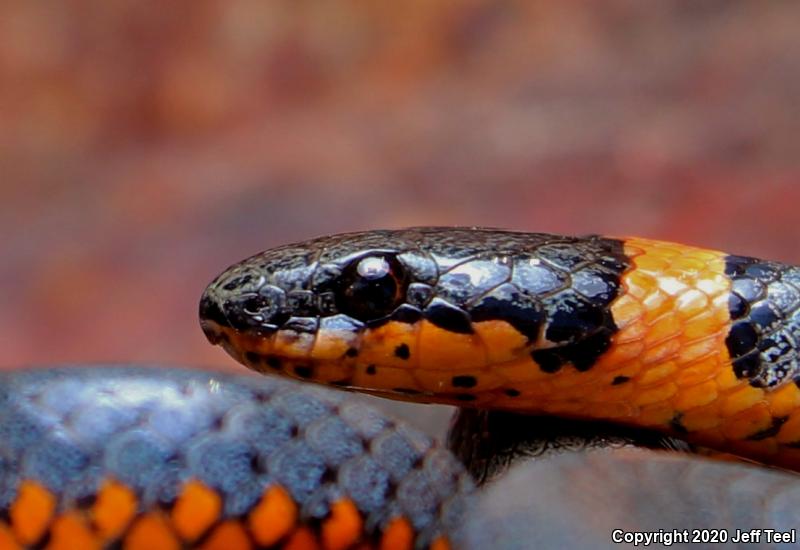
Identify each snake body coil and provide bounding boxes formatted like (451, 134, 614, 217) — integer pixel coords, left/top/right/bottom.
(0, 367, 469, 549)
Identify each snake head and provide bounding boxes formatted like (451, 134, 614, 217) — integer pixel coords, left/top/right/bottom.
(200, 229, 444, 393)
(200, 227, 626, 407)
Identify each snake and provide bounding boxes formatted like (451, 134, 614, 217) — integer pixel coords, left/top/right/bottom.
(3, 227, 800, 549)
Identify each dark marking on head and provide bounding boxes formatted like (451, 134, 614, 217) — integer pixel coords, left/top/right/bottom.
(544, 297, 606, 344)
(747, 416, 788, 441)
(394, 344, 411, 360)
(452, 375, 477, 388)
(526, 237, 628, 373)
(560, 329, 613, 372)
(424, 298, 473, 334)
(503, 388, 520, 397)
(222, 274, 252, 291)
(293, 365, 313, 378)
(468, 284, 544, 341)
(611, 375, 630, 385)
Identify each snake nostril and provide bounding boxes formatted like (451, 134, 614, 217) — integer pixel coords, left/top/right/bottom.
(242, 295, 270, 314)
(214, 285, 290, 333)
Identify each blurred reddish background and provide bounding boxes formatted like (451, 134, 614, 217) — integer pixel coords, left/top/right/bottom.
(2, 1, 799, 433)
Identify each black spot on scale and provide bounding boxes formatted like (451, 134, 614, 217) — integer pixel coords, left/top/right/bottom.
(293, 365, 313, 379)
(747, 416, 788, 441)
(612, 375, 630, 385)
(669, 413, 688, 435)
(531, 349, 564, 373)
(245, 351, 261, 365)
(35, 531, 53, 548)
(503, 388, 521, 397)
(451, 375, 477, 388)
(365, 365, 377, 375)
(345, 347, 359, 358)
(532, 326, 614, 374)
(424, 298, 473, 334)
(75, 493, 98, 509)
(266, 356, 282, 370)
(453, 394, 477, 402)
(211, 415, 225, 430)
(394, 344, 410, 360)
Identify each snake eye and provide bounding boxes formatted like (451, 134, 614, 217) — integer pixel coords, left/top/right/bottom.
(337, 254, 407, 321)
